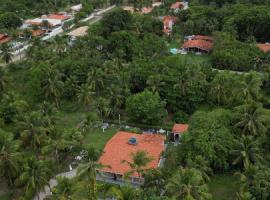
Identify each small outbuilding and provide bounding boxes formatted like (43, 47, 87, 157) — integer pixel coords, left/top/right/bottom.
(172, 123, 189, 141)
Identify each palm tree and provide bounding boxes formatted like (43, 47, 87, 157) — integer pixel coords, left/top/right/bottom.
(77, 83, 95, 106)
(86, 68, 105, 96)
(77, 113, 99, 133)
(19, 111, 50, 154)
(146, 74, 165, 94)
(42, 67, 64, 107)
(50, 177, 74, 199)
(0, 43, 13, 64)
(231, 135, 262, 170)
(166, 167, 211, 200)
(0, 67, 6, 96)
(240, 73, 262, 103)
(42, 130, 76, 164)
(0, 129, 21, 185)
(107, 185, 141, 200)
(16, 157, 51, 200)
(186, 155, 212, 182)
(122, 150, 153, 181)
(234, 102, 270, 136)
(76, 147, 103, 200)
(53, 35, 67, 55)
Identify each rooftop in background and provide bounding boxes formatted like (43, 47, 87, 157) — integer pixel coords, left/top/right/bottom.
(98, 131, 165, 177)
(192, 35, 214, 42)
(141, 7, 153, 14)
(71, 4, 82, 12)
(31, 29, 46, 37)
(46, 13, 70, 21)
(163, 16, 178, 34)
(25, 18, 62, 27)
(122, 6, 135, 13)
(170, 2, 184, 9)
(0, 34, 11, 44)
(172, 124, 189, 134)
(257, 43, 270, 53)
(67, 26, 89, 37)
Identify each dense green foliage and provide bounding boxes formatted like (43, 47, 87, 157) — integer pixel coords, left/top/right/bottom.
(0, 0, 270, 199)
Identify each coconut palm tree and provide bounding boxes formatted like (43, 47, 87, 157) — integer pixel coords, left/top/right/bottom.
(0, 43, 13, 64)
(16, 157, 51, 200)
(165, 167, 211, 200)
(231, 135, 262, 170)
(0, 67, 6, 96)
(0, 129, 21, 185)
(77, 83, 95, 107)
(50, 177, 74, 199)
(122, 150, 153, 181)
(53, 35, 67, 55)
(107, 185, 141, 200)
(76, 147, 103, 200)
(42, 67, 64, 107)
(234, 102, 270, 136)
(19, 111, 51, 154)
(240, 73, 262, 103)
(42, 129, 76, 164)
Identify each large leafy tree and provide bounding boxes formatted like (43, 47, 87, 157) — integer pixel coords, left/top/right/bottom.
(166, 167, 211, 200)
(126, 90, 167, 125)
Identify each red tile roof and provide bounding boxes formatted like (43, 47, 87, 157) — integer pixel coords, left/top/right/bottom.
(141, 7, 153, 14)
(163, 16, 178, 34)
(0, 34, 11, 44)
(31, 29, 46, 37)
(182, 39, 214, 52)
(98, 131, 165, 177)
(172, 124, 189, 134)
(170, 2, 184, 9)
(47, 14, 70, 20)
(257, 43, 270, 53)
(192, 35, 214, 42)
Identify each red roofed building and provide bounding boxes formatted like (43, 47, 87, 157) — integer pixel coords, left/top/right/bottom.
(182, 35, 214, 54)
(141, 7, 153, 14)
(172, 123, 189, 141)
(98, 131, 165, 184)
(31, 29, 46, 37)
(257, 43, 270, 53)
(170, 2, 184, 9)
(46, 13, 70, 21)
(163, 16, 178, 35)
(0, 34, 11, 44)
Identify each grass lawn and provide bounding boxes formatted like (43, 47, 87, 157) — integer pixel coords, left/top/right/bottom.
(0, 194, 10, 200)
(84, 127, 118, 151)
(209, 174, 238, 200)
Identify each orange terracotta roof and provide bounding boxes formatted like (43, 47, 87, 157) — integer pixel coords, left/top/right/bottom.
(141, 7, 153, 14)
(172, 124, 189, 134)
(192, 35, 214, 42)
(182, 39, 213, 52)
(31, 29, 46, 37)
(98, 131, 165, 177)
(163, 16, 178, 34)
(47, 14, 70, 20)
(170, 2, 184, 9)
(257, 43, 270, 53)
(0, 34, 11, 44)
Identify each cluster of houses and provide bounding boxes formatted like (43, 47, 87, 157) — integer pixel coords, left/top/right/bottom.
(0, 4, 83, 48)
(97, 123, 188, 184)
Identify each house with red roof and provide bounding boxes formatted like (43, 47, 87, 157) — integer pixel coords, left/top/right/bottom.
(257, 43, 270, 53)
(98, 131, 165, 184)
(170, 2, 188, 13)
(172, 123, 189, 141)
(163, 16, 178, 35)
(181, 35, 214, 54)
(0, 34, 11, 44)
(141, 7, 153, 14)
(46, 13, 71, 21)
